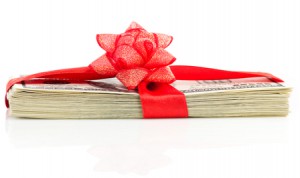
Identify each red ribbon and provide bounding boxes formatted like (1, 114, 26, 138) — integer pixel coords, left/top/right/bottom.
(5, 22, 283, 119)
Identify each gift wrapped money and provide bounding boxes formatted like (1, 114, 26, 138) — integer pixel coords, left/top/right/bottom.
(7, 77, 290, 119)
(5, 22, 292, 119)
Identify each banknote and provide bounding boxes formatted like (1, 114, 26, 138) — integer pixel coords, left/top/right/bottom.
(7, 77, 291, 119)
(13, 77, 285, 94)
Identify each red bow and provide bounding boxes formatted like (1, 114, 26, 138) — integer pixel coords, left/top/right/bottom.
(90, 22, 176, 90)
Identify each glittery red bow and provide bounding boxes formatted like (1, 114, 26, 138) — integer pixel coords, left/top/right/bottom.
(90, 22, 176, 90)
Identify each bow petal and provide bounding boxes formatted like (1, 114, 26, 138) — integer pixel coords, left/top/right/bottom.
(144, 48, 176, 69)
(155, 33, 173, 49)
(146, 66, 176, 83)
(90, 54, 118, 77)
(96, 34, 118, 53)
(116, 68, 149, 89)
(117, 34, 135, 46)
(113, 45, 145, 69)
(133, 31, 157, 59)
(126, 21, 145, 32)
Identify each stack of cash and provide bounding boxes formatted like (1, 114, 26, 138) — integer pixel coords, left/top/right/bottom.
(7, 77, 291, 119)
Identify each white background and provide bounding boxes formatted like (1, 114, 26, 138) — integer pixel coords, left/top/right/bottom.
(0, 0, 299, 178)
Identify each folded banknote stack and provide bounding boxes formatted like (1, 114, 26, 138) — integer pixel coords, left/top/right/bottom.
(7, 77, 290, 119)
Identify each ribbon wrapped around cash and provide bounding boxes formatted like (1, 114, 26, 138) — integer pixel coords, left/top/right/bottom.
(5, 22, 284, 118)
